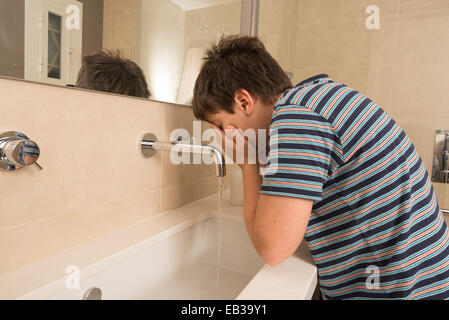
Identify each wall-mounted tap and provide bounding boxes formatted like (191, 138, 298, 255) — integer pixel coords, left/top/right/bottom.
(139, 133, 226, 177)
(442, 133, 449, 173)
(0, 131, 42, 171)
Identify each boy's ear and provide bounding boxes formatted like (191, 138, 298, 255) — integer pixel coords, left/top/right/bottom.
(234, 89, 255, 117)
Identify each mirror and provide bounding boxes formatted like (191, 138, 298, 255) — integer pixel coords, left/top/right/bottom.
(0, 0, 242, 104)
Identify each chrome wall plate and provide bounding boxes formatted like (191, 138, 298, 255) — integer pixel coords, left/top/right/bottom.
(0, 131, 41, 171)
(431, 130, 449, 183)
(139, 133, 158, 158)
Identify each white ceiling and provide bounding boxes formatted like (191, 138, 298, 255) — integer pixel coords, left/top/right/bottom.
(170, 0, 240, 11)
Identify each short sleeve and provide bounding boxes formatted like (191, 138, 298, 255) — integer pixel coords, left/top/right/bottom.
(260, 106, 343, 202)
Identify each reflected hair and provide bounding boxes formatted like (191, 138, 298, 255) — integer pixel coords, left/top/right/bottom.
(76, 50, 150, 99)
(192, 35, 292, 120)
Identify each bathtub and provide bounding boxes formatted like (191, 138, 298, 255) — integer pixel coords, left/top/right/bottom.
(17, 191, 317, 300)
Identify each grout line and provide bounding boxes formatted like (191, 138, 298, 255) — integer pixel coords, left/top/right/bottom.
(296, 13, 399, 28)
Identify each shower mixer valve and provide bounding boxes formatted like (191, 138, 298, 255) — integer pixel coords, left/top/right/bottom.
(0, 131, 42, 172)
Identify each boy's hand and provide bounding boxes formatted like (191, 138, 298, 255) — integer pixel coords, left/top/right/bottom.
(208, 123, 258, 169)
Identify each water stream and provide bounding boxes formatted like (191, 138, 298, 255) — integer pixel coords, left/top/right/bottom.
(215, 177, 224, 299)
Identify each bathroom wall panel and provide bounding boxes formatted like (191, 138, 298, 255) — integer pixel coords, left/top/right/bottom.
(0, 77, 219, 275)
(287, 0, 449, 209)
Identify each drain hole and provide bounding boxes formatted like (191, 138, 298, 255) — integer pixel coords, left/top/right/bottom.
(83, 287, 102, 300)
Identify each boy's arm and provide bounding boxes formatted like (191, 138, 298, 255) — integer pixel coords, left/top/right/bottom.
(242, 164, 313, 266)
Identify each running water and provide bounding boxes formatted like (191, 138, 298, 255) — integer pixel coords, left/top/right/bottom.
(215, 177, 224, 299)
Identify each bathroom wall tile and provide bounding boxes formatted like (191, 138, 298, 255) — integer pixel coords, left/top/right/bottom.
(445, 187, 449, 211)
(79, 189, 161, 243)
(102, 16, 113, 49)
(365, 65, 395, 114)
(400, 0, 449, 13)
(259, 0, 299, 72)
(0, 80, 164, 228)
(0, 77, 226, 275)
(296, 15, 397, 71)
(422, 0, 449, 10)
(433, 182, 447, 209)
(161, 103, 217, 188)
(298, 0, 400, 25)
(161, 176, 219, 212)
(294, 66, 370, 95)
(391, 115, 449, 174)
(296, 20, 369, 69)
(389, 64, 449, 119)
(111, 13, 133, 48)
(103, 0, 114, 17)
(396, 9, 449, 65)
(112, 0, 133, 16)
(399, 0, 423, 13)
(118, 46, 132, 59)
(0, 214, 68, 274)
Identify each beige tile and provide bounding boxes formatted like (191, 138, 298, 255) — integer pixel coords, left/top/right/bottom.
(433, 182, 447, 208)
(365, 65, 395, 114)
(111, 13, 133, 48)
(161, 176, 219, 212)
(0, 77, 230, 277)
(298, 0, 400, 25)
(113, 0, 133, 15)
(0, 80, 164, 229)
(400, 0, 449, 12)
(296, 15, 397, 70)
(118, 46, 132, 59)
(0, 214, 68, 274)
(391, 116, 449, 173)
(399, 0, 423, 13)
(79, 189, 161, 243)
(64, 190, 161, 248)
(103, 0, 114, 17)
(389, 64, 449, 118)
(422, 0, 449, 10)
(294, 66, 370, 94)
(102, 16, 113, 49)
(396, 9, 449, 65)
(445, 188, 449, 211)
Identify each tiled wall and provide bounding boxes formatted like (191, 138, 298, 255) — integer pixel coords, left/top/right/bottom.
(131, 0, 186, 103)
(183, 1, 241, 54)
(102, 0, 133, 58)
(261, 0, 449, 210)
(0, 78, 225, 276)
(259, 0, 299, 74)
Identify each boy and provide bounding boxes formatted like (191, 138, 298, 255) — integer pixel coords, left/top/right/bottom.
(192, 35, 449, 299)
(76, 50, 150, 98)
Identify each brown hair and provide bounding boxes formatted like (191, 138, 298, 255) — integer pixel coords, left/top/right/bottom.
(76, 50, 150, 98)
(192, 35, 292, 120)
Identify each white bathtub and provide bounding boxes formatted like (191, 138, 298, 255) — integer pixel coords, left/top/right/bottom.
(17, 191, 317, 300)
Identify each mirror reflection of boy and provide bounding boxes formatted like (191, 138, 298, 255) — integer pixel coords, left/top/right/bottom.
(193, 35, 449, 300)
(75, 50, 150, 99)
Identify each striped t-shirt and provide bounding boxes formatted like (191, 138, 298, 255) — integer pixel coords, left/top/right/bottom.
(260, 74, 449, 299)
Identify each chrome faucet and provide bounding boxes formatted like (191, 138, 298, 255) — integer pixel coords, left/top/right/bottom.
(139, 133, 226, 177)
(0, 131, 42, 171)
(442, 133, 449, 174)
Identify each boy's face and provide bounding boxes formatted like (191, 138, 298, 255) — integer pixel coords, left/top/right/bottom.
(205, 89, 277, 135)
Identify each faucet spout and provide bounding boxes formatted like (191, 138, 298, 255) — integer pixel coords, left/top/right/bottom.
(140, 133, 226, 177)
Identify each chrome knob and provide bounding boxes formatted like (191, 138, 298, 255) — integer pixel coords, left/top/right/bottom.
(0, 131, 42, 171)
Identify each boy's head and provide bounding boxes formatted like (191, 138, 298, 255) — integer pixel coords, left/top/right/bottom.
(76, 50, 150, 99)
(193, 35, 292, 132)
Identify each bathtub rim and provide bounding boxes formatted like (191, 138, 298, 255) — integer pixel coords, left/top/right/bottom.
(17, 211, 243, 300)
